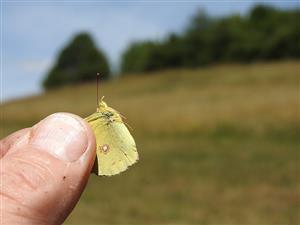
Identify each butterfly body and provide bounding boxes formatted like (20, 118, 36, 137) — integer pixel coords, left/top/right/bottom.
(85, 99, 138, 176)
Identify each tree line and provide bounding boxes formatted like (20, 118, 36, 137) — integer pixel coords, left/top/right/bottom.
(121, 5, 300, 73)
(44, 5, 300, 89)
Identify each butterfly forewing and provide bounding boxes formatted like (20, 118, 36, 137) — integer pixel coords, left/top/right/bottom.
(86, 104, 138, 176)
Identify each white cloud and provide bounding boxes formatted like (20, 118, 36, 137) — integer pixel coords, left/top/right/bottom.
(19, 59, 53, 74)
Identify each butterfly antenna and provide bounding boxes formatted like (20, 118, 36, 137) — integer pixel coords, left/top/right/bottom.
(96, 72, 100, 107)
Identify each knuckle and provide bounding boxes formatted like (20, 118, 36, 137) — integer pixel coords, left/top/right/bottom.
(1, 153, 56, 194)
(0, 154, 57, 224)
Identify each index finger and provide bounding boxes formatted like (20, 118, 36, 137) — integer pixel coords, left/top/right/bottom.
(0, 128, 30, 158)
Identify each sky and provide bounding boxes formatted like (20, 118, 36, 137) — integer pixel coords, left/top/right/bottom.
(1, 0, 298, 102)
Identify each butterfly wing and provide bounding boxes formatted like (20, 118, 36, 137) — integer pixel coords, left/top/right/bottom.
(87, 112, 138, 176)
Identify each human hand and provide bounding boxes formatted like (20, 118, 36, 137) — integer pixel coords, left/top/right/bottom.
(0, 113, 96, 225)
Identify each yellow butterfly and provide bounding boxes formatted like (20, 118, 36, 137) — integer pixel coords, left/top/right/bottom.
(85, 97, 138, 176)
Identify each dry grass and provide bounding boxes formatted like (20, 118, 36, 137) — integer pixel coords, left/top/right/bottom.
(1, 61, 299, 224)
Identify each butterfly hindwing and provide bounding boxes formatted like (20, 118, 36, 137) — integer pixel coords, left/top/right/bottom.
(86, 102, 138, 176)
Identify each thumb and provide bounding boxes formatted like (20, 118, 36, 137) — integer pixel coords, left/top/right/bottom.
(0, 113, 96, 225)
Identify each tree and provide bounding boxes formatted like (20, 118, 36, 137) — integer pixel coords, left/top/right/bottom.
(43, 33, 110, 89)
(121, 41, 162, 73)
(120, 5, 300, 74)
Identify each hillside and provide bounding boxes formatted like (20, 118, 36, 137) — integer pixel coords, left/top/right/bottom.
(1, 61, 299, 224)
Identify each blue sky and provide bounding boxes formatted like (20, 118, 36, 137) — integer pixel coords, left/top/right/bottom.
(1, 1, 298, 102)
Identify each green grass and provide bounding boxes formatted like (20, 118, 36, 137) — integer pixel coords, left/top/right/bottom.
(1, 61, 299, 224)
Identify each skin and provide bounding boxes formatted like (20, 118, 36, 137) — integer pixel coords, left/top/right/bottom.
(0, 113, 96, 225)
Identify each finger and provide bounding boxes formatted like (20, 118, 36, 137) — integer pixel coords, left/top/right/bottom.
(0, 113, 96, 225)
(0, 128, 30, 158)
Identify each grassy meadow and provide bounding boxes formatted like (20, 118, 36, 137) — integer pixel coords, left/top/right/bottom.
(1, 61, 299, 224)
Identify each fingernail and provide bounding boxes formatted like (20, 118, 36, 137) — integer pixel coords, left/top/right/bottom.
(30, 113, 88, 162)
